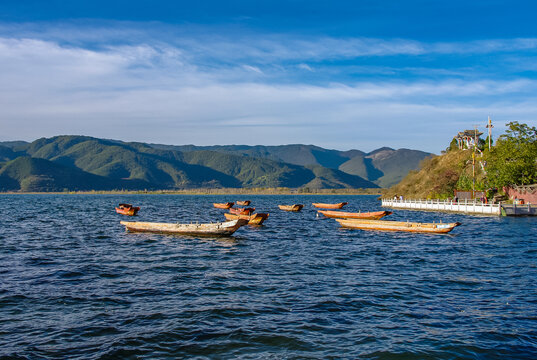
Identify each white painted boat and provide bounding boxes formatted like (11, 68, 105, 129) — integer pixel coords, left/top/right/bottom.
(120, 219, 248, 236)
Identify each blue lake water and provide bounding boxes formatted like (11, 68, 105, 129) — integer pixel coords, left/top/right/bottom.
(1, 194, 536, 359)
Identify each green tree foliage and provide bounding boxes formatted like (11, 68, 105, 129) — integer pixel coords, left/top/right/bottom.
(485, 121, 537, 187)
(455, 173, 473, 191)
(477, 138, 486, 151)
(447, 138, 459, 152)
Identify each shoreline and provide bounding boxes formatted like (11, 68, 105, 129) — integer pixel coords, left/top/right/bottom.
(0, 188, 382, 196)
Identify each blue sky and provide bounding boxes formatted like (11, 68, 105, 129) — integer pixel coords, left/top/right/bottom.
(1, 0, 537, 153)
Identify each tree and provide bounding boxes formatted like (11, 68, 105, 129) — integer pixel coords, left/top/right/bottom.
(447, 138, 459, 152)
(485, 121, 537, 187)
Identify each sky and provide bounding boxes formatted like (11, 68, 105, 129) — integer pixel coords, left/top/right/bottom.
(1, 0, 537, 153)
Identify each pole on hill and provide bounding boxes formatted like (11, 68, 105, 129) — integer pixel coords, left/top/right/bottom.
(486, 116, 494, 151)
(472, 124, 479, 198)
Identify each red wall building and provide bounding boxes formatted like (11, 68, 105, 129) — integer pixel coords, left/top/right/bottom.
(504, 185, 537, 204)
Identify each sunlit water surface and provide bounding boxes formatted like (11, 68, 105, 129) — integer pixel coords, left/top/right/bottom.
(1, 194, 536, 359)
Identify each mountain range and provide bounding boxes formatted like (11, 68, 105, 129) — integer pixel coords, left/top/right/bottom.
(0, 136, 431, 192)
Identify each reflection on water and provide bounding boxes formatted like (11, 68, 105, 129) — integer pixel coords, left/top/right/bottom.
(0, 194, 536, 359)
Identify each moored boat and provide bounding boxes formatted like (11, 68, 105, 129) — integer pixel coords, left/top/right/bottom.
(335, 218, 461, 234)
(229, 207, 255, 215)
(213, 202, 234, 209)
(278, 204, 304, 212)
(120, 218, 248, 236)
(224, 212, 269, 225)
(236, 200, 251, 206)
(115, 203, 140, 216)
(318, 210, 392, 220)
(312, 202, 348, 209)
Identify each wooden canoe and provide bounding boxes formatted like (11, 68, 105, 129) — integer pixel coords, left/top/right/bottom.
(224, 212, 269, 225)
(213, 202, 234, 209)
(229, 207, 255, 215)
(278, 204, 304, 212)
(318, 210, 392, 220)
(115, 203, 140, 216)
(236, 200, 251, 206)
(120, 218, 248, 236)
(312, 202, 348, 209)
(335, 218, 461, 234)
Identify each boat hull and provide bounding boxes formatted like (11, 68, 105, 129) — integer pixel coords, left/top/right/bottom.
(115, 206, 140, 216)
(213, 202, 234, 209)
(318, 210, 392, 220)
(229, 207, 255, 215)
(336, 219, 461, 234)
(224, 212, 269, 225)
(236, 201, 251, 206)
(278, 204, 304, 212)
(312, 202, 348, 209)
(120, 219, 248, 236)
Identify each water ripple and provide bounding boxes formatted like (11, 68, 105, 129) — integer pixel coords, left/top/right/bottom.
(0, 194, 536, 359)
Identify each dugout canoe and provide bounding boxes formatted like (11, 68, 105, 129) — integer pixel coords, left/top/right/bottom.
(115, 203, 140, 216)
(312, 202, 348, 209)
(120, 218, 248, 236)
(335, 218, 461, 234)
(318, 210, 392, 220)
(278, 204, 304, 212)
(224, 212, 269, 225)
(213, 202, 234, 209)
(229, 207, 255, 215)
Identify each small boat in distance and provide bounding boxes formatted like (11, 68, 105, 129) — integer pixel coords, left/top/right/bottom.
(229, 207, 255, 215)
(236, 200, 251, 206)
(312, 202, 348, 209)
(115, 203, 140, 216)
(224, 212, 269, 225)
(120, 218, 248, 236)
(278, 204, 304, 212)
(213, 202, 234, 209)
(335, 218, 461, 234)
(318, 210, 392, 220)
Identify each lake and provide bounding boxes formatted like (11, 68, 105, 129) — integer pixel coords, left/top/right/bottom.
(1, 194, 536, 359)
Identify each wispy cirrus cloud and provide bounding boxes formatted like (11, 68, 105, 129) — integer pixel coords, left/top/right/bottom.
(3, 22, 537, 61)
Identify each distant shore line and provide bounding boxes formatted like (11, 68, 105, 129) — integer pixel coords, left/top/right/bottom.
(1, 188, 382, 196)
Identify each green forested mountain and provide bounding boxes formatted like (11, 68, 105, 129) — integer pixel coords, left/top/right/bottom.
(0, 145, 18, 162)
(0, 141, 30, 151)
(0, 135, 384, 191)
(340, 147, 433, 188)
(152, 144, 362, 169)
(150, 143, 431, 187)
(0, 156, 151, 192)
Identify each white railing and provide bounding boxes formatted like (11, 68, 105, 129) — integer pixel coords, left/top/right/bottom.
(381, 198, 501, 215)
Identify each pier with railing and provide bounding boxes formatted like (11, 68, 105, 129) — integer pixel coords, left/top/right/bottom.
(381, 198, 501, 215)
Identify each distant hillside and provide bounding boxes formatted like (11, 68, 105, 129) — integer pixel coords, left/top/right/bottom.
(0, 145, 18, 162)
(151, 144, 360, 169)
(0, 135, 379, 192)
(152, 144, 431, 187)
(181, 150, 314, 188)
(365, 148, 433, 187)
(303, 165, 378, 189)
(0, 141, 30, 151)
(0, 156, 150, 192)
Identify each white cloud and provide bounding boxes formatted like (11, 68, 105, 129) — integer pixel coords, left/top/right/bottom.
(298, 63, 314, 72)
(1, 28, 537, 152)
(241, 65, 263, 74)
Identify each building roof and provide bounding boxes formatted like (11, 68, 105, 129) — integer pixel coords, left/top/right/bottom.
(456, 129, 483, 138)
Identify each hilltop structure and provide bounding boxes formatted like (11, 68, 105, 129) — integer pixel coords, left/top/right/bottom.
(454, 129, 483, 150)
